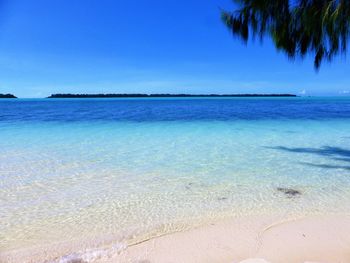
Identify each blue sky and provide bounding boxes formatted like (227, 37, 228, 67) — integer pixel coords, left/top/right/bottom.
(0, 0, 349, 98)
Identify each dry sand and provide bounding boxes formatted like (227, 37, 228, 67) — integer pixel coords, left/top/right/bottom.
(110, 214, 350, 263)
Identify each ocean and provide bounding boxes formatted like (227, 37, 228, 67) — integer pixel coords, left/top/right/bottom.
(1, 97, 350, 260)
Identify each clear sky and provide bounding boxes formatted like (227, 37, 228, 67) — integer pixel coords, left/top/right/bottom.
(0, 0, 349, 98)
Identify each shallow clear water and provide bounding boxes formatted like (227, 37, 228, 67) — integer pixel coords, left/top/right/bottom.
(1, 97, 350, 256)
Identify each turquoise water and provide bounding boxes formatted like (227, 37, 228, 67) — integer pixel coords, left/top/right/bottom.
(1, 97, 350, 259)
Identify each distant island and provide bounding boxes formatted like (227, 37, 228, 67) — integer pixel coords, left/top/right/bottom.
(0, 94, 17, 98)
(48, 93, 297, 98)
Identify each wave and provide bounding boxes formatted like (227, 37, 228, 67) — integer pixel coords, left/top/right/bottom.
(54, 242, 127, 263)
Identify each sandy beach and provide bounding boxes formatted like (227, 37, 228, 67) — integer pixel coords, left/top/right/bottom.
(2, 214, 350, 263)
(112, 214, 350, 263)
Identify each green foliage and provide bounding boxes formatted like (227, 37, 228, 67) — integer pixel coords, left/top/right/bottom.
(222, 0, 350, 69)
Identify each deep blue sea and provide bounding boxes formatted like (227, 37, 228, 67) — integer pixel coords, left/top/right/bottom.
(1, 97, 350, 122)
(1, 97, 350, 261)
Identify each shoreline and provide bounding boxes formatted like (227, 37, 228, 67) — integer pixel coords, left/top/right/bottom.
(2, 213, 350, 263)
(113, 214, 350, 263)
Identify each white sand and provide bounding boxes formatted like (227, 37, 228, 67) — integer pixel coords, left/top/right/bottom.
(2, 214, 350, 263)
(110, 214, 350, 263)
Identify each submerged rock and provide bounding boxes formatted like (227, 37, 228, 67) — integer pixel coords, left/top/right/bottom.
(276, 187, 302, 198)
(185, 182, 194, 190)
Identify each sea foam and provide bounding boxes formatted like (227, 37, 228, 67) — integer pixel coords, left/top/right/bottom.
(55, 243, 127, 263)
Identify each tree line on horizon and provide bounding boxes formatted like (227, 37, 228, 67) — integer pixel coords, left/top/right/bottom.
(0, 93, 298, 99)
(47, 93, 297, 98)
(0, 94, 17, 98)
